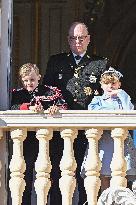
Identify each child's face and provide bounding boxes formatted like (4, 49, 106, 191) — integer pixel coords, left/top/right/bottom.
(101, 81, 121, 94)
(21, 71, 41, 91)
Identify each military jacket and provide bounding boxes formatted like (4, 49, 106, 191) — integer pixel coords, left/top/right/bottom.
(43, 52, 108, 109)
(11, 84, 67, 110)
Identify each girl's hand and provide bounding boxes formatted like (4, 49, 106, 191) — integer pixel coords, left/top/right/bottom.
(48, 105, 59, 115)
(108, 89, 119, 97)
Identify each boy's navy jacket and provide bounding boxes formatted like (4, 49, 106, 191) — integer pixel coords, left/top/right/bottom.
(11, 84, 67, 110)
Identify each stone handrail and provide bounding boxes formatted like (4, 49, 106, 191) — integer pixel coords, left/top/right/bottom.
(0, 110, 136, 205)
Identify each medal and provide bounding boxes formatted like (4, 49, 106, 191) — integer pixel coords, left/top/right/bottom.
(74, 73, 79, 78)
(89, 74, 97, 83)
(84, 87, 92, 96)
(74, 67, 81, 78)
(58, 74, 63, 79)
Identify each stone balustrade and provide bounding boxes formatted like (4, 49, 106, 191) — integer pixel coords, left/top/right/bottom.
(0, 110, 136, 205)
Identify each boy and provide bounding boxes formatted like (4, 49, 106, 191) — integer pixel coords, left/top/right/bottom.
(11, 63, 67, 205)
(11, 63, 67, 112)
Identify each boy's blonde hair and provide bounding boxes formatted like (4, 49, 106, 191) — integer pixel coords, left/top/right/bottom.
(19, 63, 40, 78)
(100, 73, 120, 84)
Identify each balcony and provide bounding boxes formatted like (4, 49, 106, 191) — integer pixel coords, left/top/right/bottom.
(0, 110, 136, 205)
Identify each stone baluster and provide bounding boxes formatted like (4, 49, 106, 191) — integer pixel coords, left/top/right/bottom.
(34, 128, 53, 205)
(59, 128, 78, 205)
(110, 128, 128, 187)
(84, 128, 103, 205)
(9, 128, 27, 205)
(0, 129, 3, 188)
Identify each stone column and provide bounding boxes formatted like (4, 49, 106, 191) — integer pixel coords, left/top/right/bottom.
(110, 128, 128, 187)
(0, 129, 3, 188)
(59, 128, 78, 205)
(9, 128, 27, 205)
(34, 128, 53, 205)
(84, 128, 103, 205)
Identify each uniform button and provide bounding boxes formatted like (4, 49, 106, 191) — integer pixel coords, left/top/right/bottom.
(75, 90, 78, 93)
(75, 82, 78, 85)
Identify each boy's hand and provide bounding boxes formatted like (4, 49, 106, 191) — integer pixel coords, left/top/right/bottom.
(48, 105, 59, 115)
(29, 104, 43, 112)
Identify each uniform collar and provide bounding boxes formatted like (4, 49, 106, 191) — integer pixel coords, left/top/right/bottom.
(67, 51, 90, 58)
(27, 84, 40, 94)
(72, 52, 86, 59)
(67, 51, 91, 67)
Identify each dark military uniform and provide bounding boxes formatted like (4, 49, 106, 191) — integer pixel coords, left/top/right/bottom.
(11, 84, 67, 110)
(11, 84, 67, 205)
(43, 52, 108, 109)
(43, 52, 108, 205)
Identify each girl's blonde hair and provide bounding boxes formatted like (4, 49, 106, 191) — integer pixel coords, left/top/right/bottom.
(19, 63, 40, 78)
(100, 73, 120, 84)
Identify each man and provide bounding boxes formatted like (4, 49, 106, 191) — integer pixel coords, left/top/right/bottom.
(43, 22, 108, 204)
(43, 22, 107, 110)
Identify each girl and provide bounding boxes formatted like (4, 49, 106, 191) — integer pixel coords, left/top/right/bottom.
(81, 67, 136, 193)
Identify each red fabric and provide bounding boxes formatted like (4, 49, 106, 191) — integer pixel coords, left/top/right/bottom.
(20, 103, 30, 110)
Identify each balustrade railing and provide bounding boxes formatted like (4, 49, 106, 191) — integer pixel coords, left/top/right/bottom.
(0, 110, 136, 205)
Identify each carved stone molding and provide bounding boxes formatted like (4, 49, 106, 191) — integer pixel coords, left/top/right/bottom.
(98, 186, 136, 205)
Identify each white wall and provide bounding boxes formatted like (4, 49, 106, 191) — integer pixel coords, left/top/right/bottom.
(0, 0, 12, 110)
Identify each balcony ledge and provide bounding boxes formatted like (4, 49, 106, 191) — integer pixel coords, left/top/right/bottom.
(0, 110, 136, 129)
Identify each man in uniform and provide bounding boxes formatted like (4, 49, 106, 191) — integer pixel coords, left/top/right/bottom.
(43, 22, 108, 204)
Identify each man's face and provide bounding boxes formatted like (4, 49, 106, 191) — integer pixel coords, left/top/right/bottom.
(68, 24, 90, 55)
